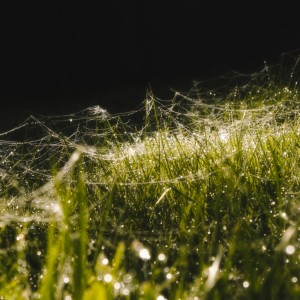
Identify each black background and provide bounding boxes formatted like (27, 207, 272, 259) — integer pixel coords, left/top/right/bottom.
(1, 1, 300, 131)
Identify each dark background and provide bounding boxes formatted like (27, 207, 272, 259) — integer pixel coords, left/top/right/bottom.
(1, 1, 300, 131)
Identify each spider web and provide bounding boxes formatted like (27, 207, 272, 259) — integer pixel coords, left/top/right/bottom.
(0, 50, 299, 297)
(0, 50, 299, 224)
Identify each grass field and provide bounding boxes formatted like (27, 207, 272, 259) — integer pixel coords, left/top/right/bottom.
(1, 54, 300, 299)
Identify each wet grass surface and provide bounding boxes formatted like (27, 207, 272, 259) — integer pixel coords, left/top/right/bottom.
(1, 55, 300, 299)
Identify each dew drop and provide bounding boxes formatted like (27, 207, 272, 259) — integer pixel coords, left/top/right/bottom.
(281, 212, 288, 220)
(16, 234, 24, 241)
(158, 253, 166, 262)
(243, 281, 250, 288)
(104, 274, 113, 283)
(157, 295, 167, 300)
(139, 248, 151, 260)
(123, 274, 132, 283)
(63, 277, 70, 284)
(285, 245, 295, 255)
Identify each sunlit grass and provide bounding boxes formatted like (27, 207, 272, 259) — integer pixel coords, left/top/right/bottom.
(1, 54, 300, 299)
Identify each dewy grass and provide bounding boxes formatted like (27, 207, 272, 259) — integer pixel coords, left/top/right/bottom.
(1, 53, 300, 299)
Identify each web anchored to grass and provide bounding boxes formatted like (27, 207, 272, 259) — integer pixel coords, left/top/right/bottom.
(1, 52, 300, 299)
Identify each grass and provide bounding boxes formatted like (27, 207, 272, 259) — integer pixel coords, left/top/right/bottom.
(1, 54, 300, 299)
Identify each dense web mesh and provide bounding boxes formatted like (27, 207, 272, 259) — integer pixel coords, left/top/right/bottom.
(0, 51, 299, 230)
(0, 55, 298, 169)
(0, 50, 300, 297)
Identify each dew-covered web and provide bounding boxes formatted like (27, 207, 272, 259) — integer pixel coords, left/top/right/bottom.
(0, 51, 299, 236)
(1, 51, 300, 296)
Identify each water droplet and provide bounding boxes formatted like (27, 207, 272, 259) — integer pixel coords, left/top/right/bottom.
(139, 248, 151, 260)
(158, 253, 166, 262)
(65, 296, 72, 300)
(63, 277, 70, 284)
(166, 273, 172, 280)
(102, 258, 109, 265)
(157, 295, 167, 300)
(280, 212, 288, 220)
(292, 277, 298, 283)
(114, 282, 121, 290)
(243, 281, 250, 288)
(285, 245, 295, 255)
(104, 274, 113, 283)
(123, 274, 132, 283)
(16, 233, 24, 241)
